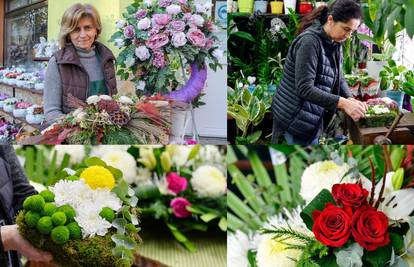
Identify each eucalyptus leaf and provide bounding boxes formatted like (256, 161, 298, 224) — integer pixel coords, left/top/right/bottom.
(334, 243, 363, 267)
(111, 233, 137, 249)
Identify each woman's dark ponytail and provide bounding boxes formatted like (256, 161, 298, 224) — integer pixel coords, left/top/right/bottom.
(296, 0, 362, 35)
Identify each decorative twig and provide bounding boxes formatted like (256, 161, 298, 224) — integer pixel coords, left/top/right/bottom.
(375, 145, 391, 209)
(369, 158, 376, 206)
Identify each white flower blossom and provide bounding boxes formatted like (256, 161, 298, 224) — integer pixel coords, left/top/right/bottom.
(190, 14, 205, 27)
(166, 4, 181, 15)
(137, 18, 151, 30)
(119, 96, 134, 105)
(114, 38, 125, 48)
(99, 95, 112, 101)
(86, 95, 100, 105)
(212, 49, 224, 60)
(135, 46, 151, 61)
(115, 19, 126, 29)
(101, 150, 137, 185)
(125, 56, 135, 68)
(191, 165, 226, 197)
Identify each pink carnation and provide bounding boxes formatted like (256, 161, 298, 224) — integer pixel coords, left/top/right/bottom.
(146, 33, 169, 50)
(170, 197, 191, 218)
(186, 28, 206, 47)
(166, 172, 188, 194)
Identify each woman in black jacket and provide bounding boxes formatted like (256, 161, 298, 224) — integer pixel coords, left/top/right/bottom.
(0, 146, 52, 266)
(272, 0, 368, 145)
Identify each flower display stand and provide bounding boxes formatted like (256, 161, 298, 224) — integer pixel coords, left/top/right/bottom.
(170, 102, 199, 144)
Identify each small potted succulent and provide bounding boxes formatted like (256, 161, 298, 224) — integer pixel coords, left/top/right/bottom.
(270, 0, 284, 14)
(298, 0, 313, 14)
(359, 73, 379, 101)
(345, 74, 360, 97)
(254, 0, 268, 13)
(3, 98, 19, 113)
(13, 102, 32, 118)
(359, 97, 398, 128)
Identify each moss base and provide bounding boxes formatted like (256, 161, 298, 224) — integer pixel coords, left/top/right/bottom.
(17, 211, 139, 267)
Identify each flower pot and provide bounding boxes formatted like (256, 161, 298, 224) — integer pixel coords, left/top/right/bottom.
(238, 0, 254, 12)
(298, 2, 313, 14)
(270, 1, 284, 14)
(254, 1, 268, 13)
(283, 0, 296, 14)
(3, 104, 14, 113)
(386, 90, 405, 110)
(366, 61, 387, 80)
(314, 1, 327, 8)
(13, 108, 26, 118)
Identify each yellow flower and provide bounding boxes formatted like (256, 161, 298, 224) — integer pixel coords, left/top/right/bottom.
(137, 148, 156, 170)
(80, 166, 115, 190)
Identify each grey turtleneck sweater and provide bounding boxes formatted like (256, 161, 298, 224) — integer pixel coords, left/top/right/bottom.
(44, 46, 104, 123)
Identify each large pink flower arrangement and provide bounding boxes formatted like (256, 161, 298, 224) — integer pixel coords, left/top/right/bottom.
(110, 0, 223, 96)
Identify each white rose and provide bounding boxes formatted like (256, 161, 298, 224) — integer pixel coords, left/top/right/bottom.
(137, 18, 151, 30)
(190, 14, 205, 27)
(166, 145, 192, 167)
(86, 95, 100, 105)
(119, 96, 134, 105)
(195, 3, 211, 14)
(300, 161, 352, 203)
(101, 150, 137, 185)
(125, 56, 135, 68)
(115, 19, 126, 29)
(114, 38, 125, 48)
(172, 32, 187, 47)
(99, 95, 112, 101)
(191, 165, 226, 197)
(212, 49, 224, 60)
(135, 46, 151, 61)
(166, 4, 181, 15)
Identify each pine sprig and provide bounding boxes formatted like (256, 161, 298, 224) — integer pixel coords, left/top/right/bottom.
(260, 225, 314, 243)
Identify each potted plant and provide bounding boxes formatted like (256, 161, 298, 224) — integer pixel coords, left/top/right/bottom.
(359, 73, 379, 101)
(270, 0, 284, 14)
(379, 60, 407, 109)
(298, 0, 313, 14)
(254, 0, 268, 13)
(345, 74, 360, 98)
(238, 0, 255, 12)
(283, 0, 296, 14)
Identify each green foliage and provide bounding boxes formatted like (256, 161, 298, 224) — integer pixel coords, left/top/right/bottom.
(379, 59, 408, 91)
(300, 189, 336, 230)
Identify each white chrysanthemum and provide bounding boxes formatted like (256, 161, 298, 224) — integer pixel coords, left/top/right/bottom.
(49, 180, 122, 238)
(75, 203, 112, 238)
(89, 145, 130, 158)
(86, 95, 100, 105)
(257, 207, 311, 267)
(52, 145, 85, 165)
(300, 160, 351, 203)
(227, 230, 260, 267)
(101, 150, 136, 184)
(191, 165, 226, 197)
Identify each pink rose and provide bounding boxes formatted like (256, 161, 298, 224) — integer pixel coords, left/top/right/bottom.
(183, 13, 192, 21)
(170, 197, 191, 218)
(172, 32, 187, 47)
(186, 28, 206, 47)
(146, 33, 169, 50)
(124, 25, 135, 39)
(166, 172, 187, 194)
(205, 38, 214, 49)
(206, 20, 217, 32)
(153, 14, 171, 27)
(169, 20, 186, 32)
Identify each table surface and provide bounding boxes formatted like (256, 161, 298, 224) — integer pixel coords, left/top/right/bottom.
(138, 228, 226, 267)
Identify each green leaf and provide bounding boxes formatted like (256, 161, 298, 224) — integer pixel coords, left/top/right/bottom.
(300, 189, 336, 230)
(106, 166, 123, 181)
(200, 213, 218, 222)
(167, 223, 196, 252)
(85, 157, 107, 167)
(389, 232, 404, 253)
(188, 145, 201, 161)
(405, 2, 414, 38)
(218, 216, 227, 231)
(134, 183, 162, 199)
(363, 244, 392, 267)
(231, 31, 255, 42)
(111, 233, 137, 249)
(241, 89, 252, 108)
(112, 218, 128, 234)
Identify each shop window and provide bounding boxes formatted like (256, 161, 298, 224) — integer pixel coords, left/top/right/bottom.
(4, 0, 47, 67)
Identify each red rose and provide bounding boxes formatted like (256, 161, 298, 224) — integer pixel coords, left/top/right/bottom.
(312, 203, 352, 247)
(332, 183, 369, 209)
(351, 205, 390, 251)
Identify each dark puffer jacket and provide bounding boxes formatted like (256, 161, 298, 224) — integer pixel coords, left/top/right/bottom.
(272, 21, 351, 143)
(0, 145, 36, 267)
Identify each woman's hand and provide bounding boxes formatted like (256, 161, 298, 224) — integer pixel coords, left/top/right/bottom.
(1, 224, 53, 262)
(338, 97, 368, 121)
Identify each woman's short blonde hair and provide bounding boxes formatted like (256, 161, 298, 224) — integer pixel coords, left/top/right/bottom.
(58, 3, 102, 48)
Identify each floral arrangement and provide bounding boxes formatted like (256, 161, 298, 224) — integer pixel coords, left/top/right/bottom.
(227, 145, 414, 267)
(128, 145, 227, 251)
(0, 118, 20, 142)
(110, 0, 223, 97)
(24, 94, 171, 144)
(359, 97, 398, 128)
(17, 157, 141, 267)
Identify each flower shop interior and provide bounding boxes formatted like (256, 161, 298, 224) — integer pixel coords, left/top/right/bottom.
(0, 0, 227, 144)
(227, 0, 414, 145)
